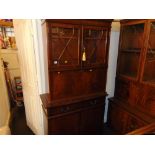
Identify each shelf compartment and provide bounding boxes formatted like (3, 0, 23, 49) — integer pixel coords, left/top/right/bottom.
(84, 37, 106, 40)
(51, 36, 78, 39)
(120, 23, 144, 50)
(118, 52, 140, 79)
(120, 49, 141, 53)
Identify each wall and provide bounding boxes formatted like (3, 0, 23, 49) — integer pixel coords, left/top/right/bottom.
(0, 49, 21, 84)
(0, 54, 10, 128)
(104, 21, 120, 122)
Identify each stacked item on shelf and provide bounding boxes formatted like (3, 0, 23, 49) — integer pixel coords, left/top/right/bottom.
(0, 19, 17, 49)
(14, 77, 23, 106)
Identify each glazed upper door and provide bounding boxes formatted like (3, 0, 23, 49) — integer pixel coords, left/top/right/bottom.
(49, 23, 81, 69)
(143, 21, 155, 84)
(82, 26, 108, 67)
(118, 22, 145, 80)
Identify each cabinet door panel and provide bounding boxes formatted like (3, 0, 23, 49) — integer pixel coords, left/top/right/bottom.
(108, 103, 129, 134)
(50, 69, 106, 101)
(48, 113, 79, 135)
(82, 68, 106, 95)
(82, 26, 108, 67)
(80, 105, 104, 134)
(49, 71, 86, 100)
(49, 23, 81, 68)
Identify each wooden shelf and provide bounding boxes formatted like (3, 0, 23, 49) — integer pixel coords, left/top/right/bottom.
(147, 50, 155, 54)
(120, 49, 141, 53)
(51, 36, 78, 39)
(15, 90, 23, 93)
(0, 21, 13, 27)
(143, 79, 155, 83)
(16, 97, 23, 101)
(146, 59, 155, 62)
(84, 37, 105, 40)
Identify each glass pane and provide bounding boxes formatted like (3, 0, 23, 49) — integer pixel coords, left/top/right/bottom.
(119, 23, 144, 78)
(143, 22, 155, 83)
(83, 28, 107, 66)
(121, 23, 144, 50)
(50, 26, 80, 67)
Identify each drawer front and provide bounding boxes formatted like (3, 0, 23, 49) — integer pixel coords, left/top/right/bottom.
(47, 97, 105, 116)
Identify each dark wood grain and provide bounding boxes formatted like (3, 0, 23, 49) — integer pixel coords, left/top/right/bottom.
(127, 122, 155, 135)
(108, 19, 155, 134)
(41, 19, 112, 134)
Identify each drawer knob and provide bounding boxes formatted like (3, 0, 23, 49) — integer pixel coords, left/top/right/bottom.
(64, 60, 68, 64)
(61, 106, 70, 113)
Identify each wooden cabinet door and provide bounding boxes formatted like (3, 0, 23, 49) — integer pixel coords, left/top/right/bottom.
(80, 105, 104, 134)
(82, 26, 108, 67)
(108, 103, 129, 134)
(49, 23, 81, 69)
(48, 112, 80, 135)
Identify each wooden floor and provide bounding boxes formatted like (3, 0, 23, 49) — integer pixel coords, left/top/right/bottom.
(102, 124, 116, 135)
(10, 106, 34, 135)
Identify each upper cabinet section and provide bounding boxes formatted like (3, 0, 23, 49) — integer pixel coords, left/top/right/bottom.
(118, 21, 145, 80)
(42, 20, 112, 70)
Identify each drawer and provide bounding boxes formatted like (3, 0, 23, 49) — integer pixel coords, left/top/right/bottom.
(46, 97, 105, 116)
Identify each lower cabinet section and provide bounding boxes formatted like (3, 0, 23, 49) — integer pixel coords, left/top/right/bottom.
(45, 97, 105, 135)
(107, 98, 153, 134)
